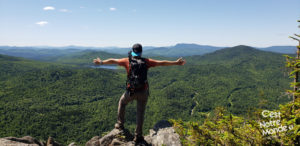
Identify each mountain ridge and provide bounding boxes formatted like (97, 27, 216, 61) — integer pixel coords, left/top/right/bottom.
(0, 44, 295, 60)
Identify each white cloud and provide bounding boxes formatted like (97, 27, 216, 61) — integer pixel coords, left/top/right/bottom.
(43, 6, 55, 11)
(109, 7, 116, 11)
(60, 9, 70, 12)
(36, 21, 48, 26)
(80, 6, 86, 9)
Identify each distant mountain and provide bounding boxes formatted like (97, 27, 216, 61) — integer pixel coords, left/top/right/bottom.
(101, 46, 156, 55)
(0, 53, 22, 61)
(0, 46, 155, 61)
(53, 50, 175, 66)
(0, 46, 85, 61)
(258, 46, 296, 54)
(187, 45, 289, 66)
(143, 44, 296, 57)
(54, 50, 125, 66)
(143, 43, 223, 57)
(0, 44, 223, 59)
(0, 53, 69, 75)
(102, 44, 296, 57)
(0, 44, 296, 61)
(173, 43, 221, 50)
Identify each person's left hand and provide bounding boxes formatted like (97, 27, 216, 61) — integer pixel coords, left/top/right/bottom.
(93, 57, 101, 65)
(176, 57, 186, 65)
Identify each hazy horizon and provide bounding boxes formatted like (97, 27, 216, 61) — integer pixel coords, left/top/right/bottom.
(0, 43, 297, 49)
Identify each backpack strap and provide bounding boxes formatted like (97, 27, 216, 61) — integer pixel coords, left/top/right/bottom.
(126, 51, 133, 94)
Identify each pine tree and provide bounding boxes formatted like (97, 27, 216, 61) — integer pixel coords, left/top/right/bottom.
(284, 20, 300, 101)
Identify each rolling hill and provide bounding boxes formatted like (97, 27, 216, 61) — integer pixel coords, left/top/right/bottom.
(0, 54, 125, 145)
(0, 46, 85, 61)
(147, 46, 290, 119)
(0, 45, 293, 145)
(53, 50, 126, 66)
(0, 44, 295, 60)
(258, 46, 296, 54)
(143, 43, 223, 57)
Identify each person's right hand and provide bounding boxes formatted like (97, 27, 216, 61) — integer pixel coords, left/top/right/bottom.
(93, 57, 101, 65)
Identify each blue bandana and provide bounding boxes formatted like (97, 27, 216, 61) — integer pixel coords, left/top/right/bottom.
(131, 51, 141, 56)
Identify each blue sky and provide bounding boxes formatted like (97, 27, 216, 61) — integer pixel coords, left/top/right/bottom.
(0, 0, 299, 47)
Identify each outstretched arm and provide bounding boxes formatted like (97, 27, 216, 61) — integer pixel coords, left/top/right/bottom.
(154, 57, 186, 66)
(93, 57, 119, 65)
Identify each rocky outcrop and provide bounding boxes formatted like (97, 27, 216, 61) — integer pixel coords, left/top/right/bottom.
(0, 136, 63, 146)
(86, 120, 181, 146)
(0, 136, 45, 146)
(0, 120, 180, 146)
(86, 128, 134, 146)
(145, 120, 181, 146)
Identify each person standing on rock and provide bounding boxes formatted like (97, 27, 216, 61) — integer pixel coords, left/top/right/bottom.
(93, 43, 186, 143)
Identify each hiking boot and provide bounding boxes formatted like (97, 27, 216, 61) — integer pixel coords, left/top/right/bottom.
(133, 135, 145, 143)
(114, 122, 124, 131)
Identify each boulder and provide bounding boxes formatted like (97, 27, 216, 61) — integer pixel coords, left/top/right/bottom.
(86, 128, 134, 146)
(86, 136, 101, 146)
(0, 136, 45, 146)
(85, 120, 181, 146)
(146, 120, 181, 146)
(46, 137, 61, 146)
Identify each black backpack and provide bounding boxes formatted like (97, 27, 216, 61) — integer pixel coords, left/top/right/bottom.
(126, 51, 148, 92)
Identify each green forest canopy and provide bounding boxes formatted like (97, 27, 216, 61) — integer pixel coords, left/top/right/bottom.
(0, 45, 293, 145)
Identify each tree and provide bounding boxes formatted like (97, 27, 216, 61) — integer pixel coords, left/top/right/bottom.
(285, 20, 300, 101)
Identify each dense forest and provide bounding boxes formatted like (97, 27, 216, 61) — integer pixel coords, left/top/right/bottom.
(0, 45, 294, 145)
(170, 44, 300, 145)
(171, 98, 299, 145)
